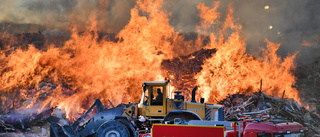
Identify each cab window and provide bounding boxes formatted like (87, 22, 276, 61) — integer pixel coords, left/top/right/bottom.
(151, 86, 163, 106)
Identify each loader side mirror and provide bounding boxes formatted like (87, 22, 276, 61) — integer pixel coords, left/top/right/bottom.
(174, 118, 182, 124)
(143, 84, 147, 91)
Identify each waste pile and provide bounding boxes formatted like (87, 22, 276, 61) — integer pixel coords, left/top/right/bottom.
(0, 82, 56, 133)
(219, 91, 320, 135)
(0, 108, 53, 133)
(1, 82, 319, 136)
(161, 48, 216, 95)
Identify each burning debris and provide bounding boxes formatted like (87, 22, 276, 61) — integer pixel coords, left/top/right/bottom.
(0, 81, 320, 136)
(219, 90, 320, 135)
(0, 0, 302, 119)
(161, 48, 217, 98)
(0, 82, 57, 133)
(0, 108, 53, 132)
(0, 0, 319, 136)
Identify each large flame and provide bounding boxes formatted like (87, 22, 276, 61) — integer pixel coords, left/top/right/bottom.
(0, 0, 299, 119)
(195, 2, 299, 103)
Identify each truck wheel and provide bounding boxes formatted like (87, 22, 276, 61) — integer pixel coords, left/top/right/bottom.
(97, 120, 130, 137)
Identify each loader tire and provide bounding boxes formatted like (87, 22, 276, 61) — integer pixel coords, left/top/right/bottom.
(97, 120, 130, 137)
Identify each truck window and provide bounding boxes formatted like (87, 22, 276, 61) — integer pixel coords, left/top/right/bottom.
(151, 86, 163, 106)
(143, 88, 150, 106)
(258, 133, 272, 137)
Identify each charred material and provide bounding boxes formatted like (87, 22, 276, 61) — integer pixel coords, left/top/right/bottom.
(161, 48, 216, 99)
(0, 107, 53, 133)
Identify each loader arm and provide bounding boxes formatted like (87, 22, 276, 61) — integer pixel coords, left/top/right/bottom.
(72, 99, 104, 129)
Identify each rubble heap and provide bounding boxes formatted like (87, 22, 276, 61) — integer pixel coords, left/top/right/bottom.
(1, 87, 320, 136)
(161, 48, 216, 97)
(219, 91, 320, 135)
(0, 82, 57, 133)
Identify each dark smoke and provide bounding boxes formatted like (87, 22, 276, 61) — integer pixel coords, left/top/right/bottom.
(1, 0, 319, 64)
(166, 0, 320, 64)
(229, 0, 320, 65)
(0, 0, 135, 33)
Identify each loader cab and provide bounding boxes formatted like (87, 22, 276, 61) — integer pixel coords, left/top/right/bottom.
(139, 81, 169, 119)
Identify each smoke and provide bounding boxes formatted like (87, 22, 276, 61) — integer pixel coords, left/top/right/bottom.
(228, 0, 320, 65)
(166, 0, 320, 64)
(0, 0, 75, 27)
(0, 0, 319, 63)
(0, 0, 135, 33)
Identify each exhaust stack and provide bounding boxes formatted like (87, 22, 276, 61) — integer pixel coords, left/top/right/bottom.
(191, 86, 198, 103)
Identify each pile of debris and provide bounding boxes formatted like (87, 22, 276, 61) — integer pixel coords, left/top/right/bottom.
(219, 91, 320, 135)
(1, 81, 319, 136)
(161, 48, 216, 97)
(0, 108, 53, 133)
(0, 82, 57, 133)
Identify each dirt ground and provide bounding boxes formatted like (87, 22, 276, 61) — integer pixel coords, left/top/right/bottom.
(0, 124, 50, 137)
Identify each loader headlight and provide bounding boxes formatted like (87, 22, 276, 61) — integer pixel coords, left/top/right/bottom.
(300, 129, 304, 133)
(286, 130, 290, 134)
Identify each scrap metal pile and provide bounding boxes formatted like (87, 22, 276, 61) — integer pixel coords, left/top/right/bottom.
(219, 90, 320, 135)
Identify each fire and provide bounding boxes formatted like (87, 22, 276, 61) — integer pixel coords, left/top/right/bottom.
(0, 0, 300, 120)
(195, 3, 299, 103)
(301, 35, 319, 47)
(1, 0, 175, 118)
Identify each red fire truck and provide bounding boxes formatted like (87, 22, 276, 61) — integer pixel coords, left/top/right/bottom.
(226, 119, 307, 137)
(141, 111, 307, 137)
(146, 120, 307, 137)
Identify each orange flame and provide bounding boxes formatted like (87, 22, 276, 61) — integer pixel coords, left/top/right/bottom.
(195, 3, 299, 104)
(0, 0, 300, 119)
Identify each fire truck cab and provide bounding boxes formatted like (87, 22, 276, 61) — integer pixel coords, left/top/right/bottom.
(227, 119, 307, 137)
(149, 118, 307, 137)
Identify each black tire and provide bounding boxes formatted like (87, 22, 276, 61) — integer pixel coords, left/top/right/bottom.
(97, 120, 130, 137)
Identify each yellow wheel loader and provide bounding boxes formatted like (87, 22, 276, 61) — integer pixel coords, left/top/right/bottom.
(125, 80, 222, 122)
(47, 80, 222, 137)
